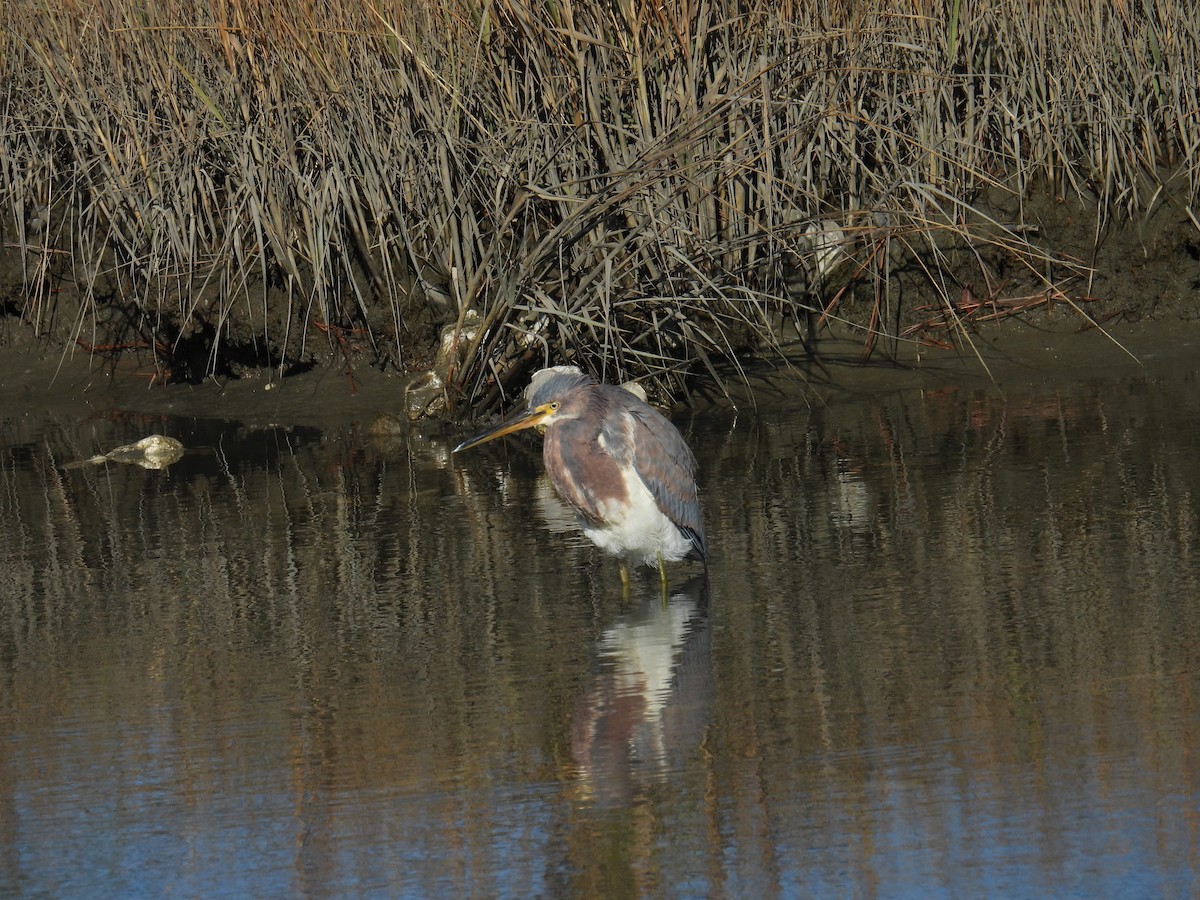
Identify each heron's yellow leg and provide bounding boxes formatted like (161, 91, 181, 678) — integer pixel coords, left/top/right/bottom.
(657, 551, 669, 597)
(619, 562, 631, 595)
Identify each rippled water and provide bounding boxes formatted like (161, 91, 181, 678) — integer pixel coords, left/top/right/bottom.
(2, 370, 1199, 897)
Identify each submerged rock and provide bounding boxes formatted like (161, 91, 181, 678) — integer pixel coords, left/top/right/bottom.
(405, 310, 483, 421)
(64, 435, 185, 470)
(403, 370, 446, 421)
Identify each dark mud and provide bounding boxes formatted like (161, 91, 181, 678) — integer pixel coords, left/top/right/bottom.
(3, 313, 1199, 440)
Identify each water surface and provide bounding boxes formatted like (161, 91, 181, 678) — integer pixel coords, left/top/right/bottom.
(1, 371, 1198, 897)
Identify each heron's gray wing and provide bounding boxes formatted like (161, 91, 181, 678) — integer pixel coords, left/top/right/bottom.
(620, 402, 707, 561)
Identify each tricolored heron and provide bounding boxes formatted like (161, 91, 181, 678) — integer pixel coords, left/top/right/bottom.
(453, 366, 706, 587)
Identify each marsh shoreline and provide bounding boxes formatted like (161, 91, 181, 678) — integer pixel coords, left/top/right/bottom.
(3, 311, 1197, 438)
(3, 184, 1198, 431)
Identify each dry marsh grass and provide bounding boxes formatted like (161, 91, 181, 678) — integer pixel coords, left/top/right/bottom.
(1, 0, 1197, 409)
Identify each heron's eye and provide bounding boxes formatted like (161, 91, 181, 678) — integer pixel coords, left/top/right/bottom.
(547, 401, 560, 413)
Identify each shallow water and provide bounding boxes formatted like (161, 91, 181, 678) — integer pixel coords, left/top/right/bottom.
(2, 370, 1199, 897)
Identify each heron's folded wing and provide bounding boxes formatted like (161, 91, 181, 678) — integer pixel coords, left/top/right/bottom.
(626, 407, 707, 561)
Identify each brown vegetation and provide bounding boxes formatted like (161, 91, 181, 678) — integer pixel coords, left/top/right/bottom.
(1, 1, 1197, 411)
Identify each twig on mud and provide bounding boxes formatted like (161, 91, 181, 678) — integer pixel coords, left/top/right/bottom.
(902, 284, 1101, 345)
(73, 337, 176, 385)
(312, 319, 368, 394)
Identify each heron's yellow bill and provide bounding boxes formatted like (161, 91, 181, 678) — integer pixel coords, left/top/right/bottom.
(453, 404, 553, 453)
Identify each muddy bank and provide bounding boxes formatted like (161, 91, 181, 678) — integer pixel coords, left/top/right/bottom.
(3, 313, 1199, 441)
(4, 185, 1200, 433)
(4, 179, 1199, 429)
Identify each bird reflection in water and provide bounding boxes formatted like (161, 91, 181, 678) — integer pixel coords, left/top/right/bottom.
(571, 576, 711, 805)
(454, 366, 707, 589)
